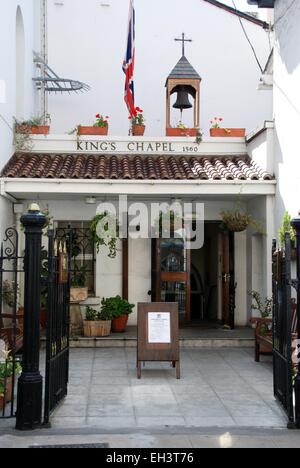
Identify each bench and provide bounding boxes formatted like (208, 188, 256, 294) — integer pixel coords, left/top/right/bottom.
(251, 300, 297, 363)
(0, 312, 24, 354)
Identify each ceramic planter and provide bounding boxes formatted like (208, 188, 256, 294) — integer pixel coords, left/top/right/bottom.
(78, 126, 108, 136)
(16, 125, 50, 135)
(70, 287, 89, 303)
(210, 128, 245, 137)
(132, 124, 145, 136)
(83, 320, 111, 337)
(166, 128, 198, 137)
(112, 315, 129, 333)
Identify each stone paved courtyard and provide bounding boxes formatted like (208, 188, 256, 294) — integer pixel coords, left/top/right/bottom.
(47, 347, 286, 430)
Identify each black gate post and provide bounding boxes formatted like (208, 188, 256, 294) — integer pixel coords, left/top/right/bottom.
(15, 205, 47, 431)
(292, 215, 300, 428)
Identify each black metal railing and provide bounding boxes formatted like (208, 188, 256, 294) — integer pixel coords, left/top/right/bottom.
(273, 217, 300, 429)
(44, 228, 71, 425)
(0, 228, 24, 419)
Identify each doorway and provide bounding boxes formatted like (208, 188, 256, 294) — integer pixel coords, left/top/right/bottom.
(190, 223, 219, 324)
(151, 223, 236, 327)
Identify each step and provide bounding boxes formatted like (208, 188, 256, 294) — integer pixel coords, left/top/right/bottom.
(68, 336, 254, 349)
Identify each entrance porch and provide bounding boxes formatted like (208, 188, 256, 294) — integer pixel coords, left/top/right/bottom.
(65, 326, 255, 348)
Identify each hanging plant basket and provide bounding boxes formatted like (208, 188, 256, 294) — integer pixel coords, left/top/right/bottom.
(221, 211, 252, 232)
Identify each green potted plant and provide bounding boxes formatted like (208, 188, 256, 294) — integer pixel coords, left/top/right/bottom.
(129, 107, 145, 136)
(14, 114, 51, 135)
(278, 211, 296, 259)
(78, 113, 109, 136)
(83, 305, 113, 337)
(70, 265, 88, 302)
(101, 295, 134, 333)
(209, 117, 245, 137)
(90, 213, 119, 259)
(248, 290, 272, 320)
(0, 352, 22, 410)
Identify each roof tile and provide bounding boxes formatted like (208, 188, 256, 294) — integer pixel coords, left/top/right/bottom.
(1, 153, 274, 182)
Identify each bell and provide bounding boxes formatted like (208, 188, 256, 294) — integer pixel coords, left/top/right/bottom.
(173, 86, 193, 110)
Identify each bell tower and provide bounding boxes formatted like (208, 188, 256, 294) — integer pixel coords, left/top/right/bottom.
(166, 33, 201, 136)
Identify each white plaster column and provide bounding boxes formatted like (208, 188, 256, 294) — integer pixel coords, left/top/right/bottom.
(234, 231, 248, 326)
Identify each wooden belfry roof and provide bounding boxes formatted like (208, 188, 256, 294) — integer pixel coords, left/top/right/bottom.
(2, 153, 274, 181)
(167, 56, 201, 81)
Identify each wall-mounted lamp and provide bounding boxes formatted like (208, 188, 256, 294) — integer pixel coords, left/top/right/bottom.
(85, 197, 97, 205)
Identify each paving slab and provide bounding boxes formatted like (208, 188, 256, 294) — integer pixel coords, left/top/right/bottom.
(0, 347, 290, 443)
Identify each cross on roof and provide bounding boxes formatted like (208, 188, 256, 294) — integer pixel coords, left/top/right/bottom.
(175, 33, 192, 57)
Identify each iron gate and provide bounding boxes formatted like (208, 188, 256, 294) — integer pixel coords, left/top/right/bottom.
(273, 234, 297, 428)
(0, 228, 24, 419)
(44, 228, 72, 425)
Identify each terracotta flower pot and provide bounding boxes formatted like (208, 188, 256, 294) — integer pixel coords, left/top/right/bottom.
(132, 124, 145, 136)
(112, 315, 129, 333)
(210, 128, 245, 137)
(166, 127, 198, 137)
(16, 125, 50, 135)
(78, 126, 108, 136)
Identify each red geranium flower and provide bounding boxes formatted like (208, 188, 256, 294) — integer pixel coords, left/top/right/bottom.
(96, 114, 100, 118)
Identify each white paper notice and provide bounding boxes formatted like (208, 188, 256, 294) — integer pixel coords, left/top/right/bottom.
(148, 312, 171, 344)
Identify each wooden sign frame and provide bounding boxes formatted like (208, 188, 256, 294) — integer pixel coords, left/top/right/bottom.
(137, 302, 180, 379)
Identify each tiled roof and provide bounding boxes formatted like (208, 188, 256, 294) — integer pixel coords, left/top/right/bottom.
(168, 56, 201, 81)
(1, 153, 274, 181)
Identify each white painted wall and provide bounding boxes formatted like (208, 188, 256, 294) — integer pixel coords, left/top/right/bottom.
(0, 0, 37, 168)
(273, 0, 300, 230)
(0, 0, 38, 233)
(247, 122, 274, 174)
(21, 196, 267, 325)
(0, 197, 14, 242)
(46, 0, 272, 137)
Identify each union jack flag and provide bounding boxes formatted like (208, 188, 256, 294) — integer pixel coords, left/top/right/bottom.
(123, 0, 135, 116)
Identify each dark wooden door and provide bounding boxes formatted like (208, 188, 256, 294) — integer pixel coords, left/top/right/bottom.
(221, 231, 235, 328)
(151, 239, 191, 322)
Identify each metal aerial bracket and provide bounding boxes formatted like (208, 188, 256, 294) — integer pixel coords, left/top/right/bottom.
(33, 52, 90, 94)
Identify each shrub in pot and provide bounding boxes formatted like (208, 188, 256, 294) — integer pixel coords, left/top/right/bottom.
(101, 296, 134, 333)
(278, 211, 296, 259)
(14, 115, 51, 135)
(0, 357, 22, 409)
(70, 265, 88, 302)
(83, 306, 113, 337)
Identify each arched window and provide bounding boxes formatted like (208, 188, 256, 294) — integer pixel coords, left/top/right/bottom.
(16, 6, 25, 118)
